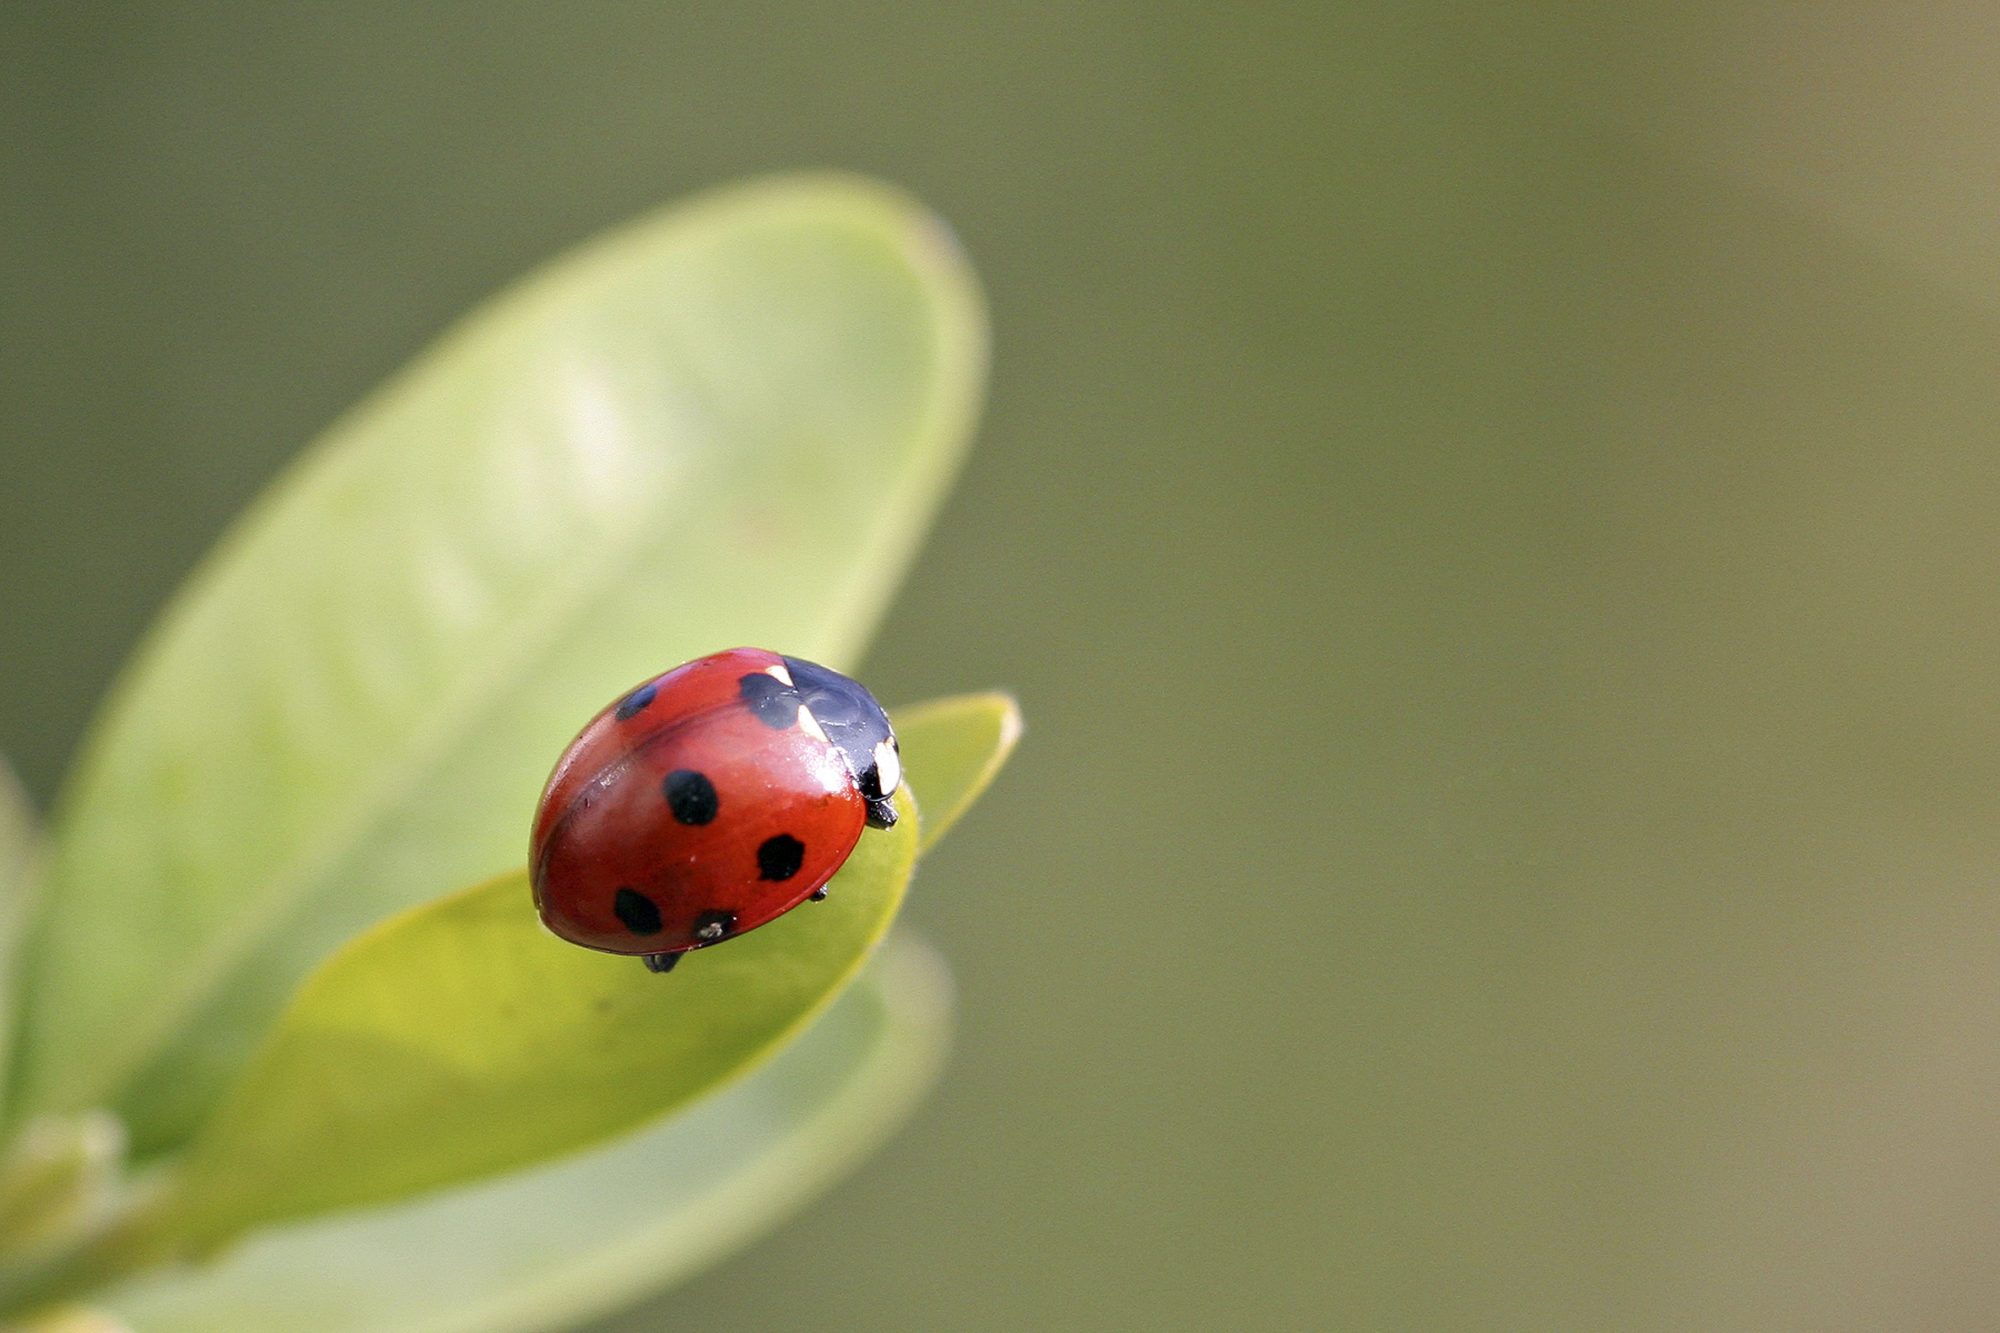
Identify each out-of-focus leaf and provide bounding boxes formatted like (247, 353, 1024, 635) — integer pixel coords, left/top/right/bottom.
(92, 936, 951, 1333)
(14, 1307, 131, 1333)
(0, 1113, 125, 1258)
(0, 757, 32, 905)
(0, 756, 39, 1104)
(11, 174, 986, 1150)
(148, 791, 914, 1250)
(893, 692, 1022, 852)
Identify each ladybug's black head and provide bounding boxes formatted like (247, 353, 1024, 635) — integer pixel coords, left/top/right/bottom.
(783, 655, 901, 830)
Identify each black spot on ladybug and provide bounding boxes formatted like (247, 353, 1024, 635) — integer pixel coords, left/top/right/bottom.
(738, 672, 801, 729)
(614, 682, 657, 721)
(661, 769, 718, 825)
(757, 834, 806, 881)
(693, 909, 737, 944)
(613, 888, 662, 935)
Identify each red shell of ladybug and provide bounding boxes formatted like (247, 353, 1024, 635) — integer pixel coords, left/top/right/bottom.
(530, 648, 902, 973)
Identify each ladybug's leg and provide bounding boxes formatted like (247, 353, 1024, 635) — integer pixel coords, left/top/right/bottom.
(809, 887, 830, 902)
(865, 796, 898, 830)
(643, 952, 681, 974)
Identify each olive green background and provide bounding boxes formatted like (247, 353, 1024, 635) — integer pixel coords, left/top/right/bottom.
(6, 5, 1999, 1330)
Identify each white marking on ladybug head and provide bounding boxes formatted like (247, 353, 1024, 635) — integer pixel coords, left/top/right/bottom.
(874, 739, 901, 795)
(796, 703, 830, 744)
(764, 662, 794, 687)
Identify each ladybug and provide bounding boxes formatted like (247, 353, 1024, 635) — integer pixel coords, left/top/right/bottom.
(529, 648, 901, 973)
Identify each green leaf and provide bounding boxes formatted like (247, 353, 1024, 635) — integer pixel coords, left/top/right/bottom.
(0, 1113, 125, 1259)
(893, 692, 1022, 853)
(13, 1307, 131, 1333)
(0, 694, 1013, 1322)
(92, 936, 950, 1333)
(150, 789, 915, 1250)
(0, 757, 40, 1100)
(0, 758, 33, 905)
(12, 174, 987, 1149)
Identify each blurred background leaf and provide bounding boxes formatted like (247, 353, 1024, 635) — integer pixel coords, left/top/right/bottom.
(0, 1112, 124, 1261)
(14, 1307, 131, 1333)
(7, 176, 985, 1157)
(7, 4, 2000, 1330)
(0, 759, 32, 894)
(90, 936, 950, 1332)
(0, 757, 39, 1105)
